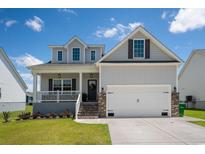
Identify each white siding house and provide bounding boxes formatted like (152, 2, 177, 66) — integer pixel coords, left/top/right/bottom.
(179, 49, 205, 109)
(29, 26, 182, 118)
(0, 48, 27, 112)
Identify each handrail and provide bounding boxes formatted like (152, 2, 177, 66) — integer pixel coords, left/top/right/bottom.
(75, 94, 81, 120)
(36, 91, 80, 103)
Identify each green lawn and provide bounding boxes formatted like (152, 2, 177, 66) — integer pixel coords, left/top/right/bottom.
(185, 109, 205, 127)
(0, 106, 111, 145)
(185, 109, 205, 120)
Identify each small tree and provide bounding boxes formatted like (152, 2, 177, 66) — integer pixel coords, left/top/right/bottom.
(2, 112, 10, 123)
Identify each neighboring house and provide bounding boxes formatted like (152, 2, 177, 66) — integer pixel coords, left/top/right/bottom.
(0, 48, 27, 112)
(179, 49, 205, 109)
(26, 92, 33, 104)
(29, 26, 182, 118)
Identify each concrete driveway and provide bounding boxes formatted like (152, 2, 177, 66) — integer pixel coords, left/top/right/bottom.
(77, 117, 205, 145)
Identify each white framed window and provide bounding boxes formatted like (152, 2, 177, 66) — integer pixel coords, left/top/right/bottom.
(91, 50, 96, 61)
(72, 48, 80, 61)
(53, 79, 72, 91)
(57, 51, 63, 62)
(133, 39, 145, 58)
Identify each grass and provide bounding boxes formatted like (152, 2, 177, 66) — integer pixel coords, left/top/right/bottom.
(0, 106, 111, 145)
(185, 109, 205, 127)
(184, 109, 205, 120)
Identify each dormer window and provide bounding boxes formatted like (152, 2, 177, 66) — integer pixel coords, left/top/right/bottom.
(91, 50, 96, 61)
(73, 48, 80, 61)
(133, 39, 145, 58)
(57, 50, 63, 61)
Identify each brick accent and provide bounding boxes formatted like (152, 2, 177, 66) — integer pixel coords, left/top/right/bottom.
(98, 90, 106, 118)
(171, 92, 179, 117)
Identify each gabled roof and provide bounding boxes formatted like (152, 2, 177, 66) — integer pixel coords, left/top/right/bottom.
(178, 49, 205, 79)
(96, 26, 183, 64)
(48, 36, 104, 49)
(63, 36, 87, 47)
(0, 48, 28, 91)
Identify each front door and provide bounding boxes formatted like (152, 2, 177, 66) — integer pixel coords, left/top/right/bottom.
(88, 80, 97, 101)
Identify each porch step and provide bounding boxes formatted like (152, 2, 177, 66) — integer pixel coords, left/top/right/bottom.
(77, 116, 99, 119)
(77, 103, 99, 119)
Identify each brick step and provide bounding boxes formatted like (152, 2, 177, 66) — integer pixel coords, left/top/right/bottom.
(79, 109, 98, 112)
(77, 116, 98, 119)
(78, 112, 98, 116)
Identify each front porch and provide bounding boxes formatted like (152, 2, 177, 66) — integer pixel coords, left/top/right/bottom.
(33, 72, 99, 103)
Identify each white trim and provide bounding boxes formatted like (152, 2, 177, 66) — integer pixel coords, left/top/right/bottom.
(106, 84, 172, 117)
(83, 47, 86, 64)
(57, 50, 63, 62)
(133, 39, 145, 59)
(99, 64, 102, 92)
(72, 47, 81, 62)
(178, 50, 197, 79)
(98, 62, 180, 66)
(53, 78, 72, 91)
(64, 36, 87, 48)
(0, 48, 27, 91)
(176, 65, 179, 92)
(90, 50, 96, 61)
(96, 26, 183, 64)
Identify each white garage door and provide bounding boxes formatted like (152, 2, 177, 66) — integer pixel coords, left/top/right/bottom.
(107, 85, 171, 117)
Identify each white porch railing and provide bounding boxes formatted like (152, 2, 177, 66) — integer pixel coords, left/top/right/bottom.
(36, 91, 80, 103)
(75, 94, 81, 119)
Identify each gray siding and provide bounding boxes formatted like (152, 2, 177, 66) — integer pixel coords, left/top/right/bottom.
(66, 39, 85, 64)
(33, 102, 76, 114)
(40, 73, 80, 91)
(51, 39, 103, 64)
(85, 47, 102, 63)
(104, 31, 174, 61)
(52, 47, 67, 63)
(40, 73, 99, 94)
(82, 73, 99, 94)
(101, 65, 177, 90)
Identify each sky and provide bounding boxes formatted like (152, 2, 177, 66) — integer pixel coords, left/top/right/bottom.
(1, 8, 205, 92)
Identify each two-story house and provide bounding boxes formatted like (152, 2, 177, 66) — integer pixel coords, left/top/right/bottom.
(29, 26, 182, 118)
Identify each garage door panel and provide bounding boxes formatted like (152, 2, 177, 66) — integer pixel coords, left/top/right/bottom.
(107, 85, 171, 117)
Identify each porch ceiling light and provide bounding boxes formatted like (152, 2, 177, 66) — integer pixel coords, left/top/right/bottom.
(90, 73, 94, 78)
(57, 73, 61, 78)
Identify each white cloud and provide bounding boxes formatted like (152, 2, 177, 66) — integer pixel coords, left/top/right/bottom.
(95, 22, 143, 40)
(161, 11, 167, 19)
(169, 8, 205, 33)
(110, 17, 115, 21)
(13, 53, 43, 67)
(58, 8, 77, 16)
(25, 16, 44, 32)
(5, 20, 17, 27)
(161, 11, 176, 20)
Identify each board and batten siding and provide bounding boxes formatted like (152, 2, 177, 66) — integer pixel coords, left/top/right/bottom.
(67, 39, 85, 63)
(179, 52, 205, 102)
(101, 65, 177, 91)
(103, 31, 174, 61)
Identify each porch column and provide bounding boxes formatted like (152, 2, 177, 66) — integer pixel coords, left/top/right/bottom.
(79, 72, 82, 101)
(33, 73, 37, 103)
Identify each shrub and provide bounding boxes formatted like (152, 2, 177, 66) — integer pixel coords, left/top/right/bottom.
(18, 112, 31, 120)
(2, 112, 10, 123)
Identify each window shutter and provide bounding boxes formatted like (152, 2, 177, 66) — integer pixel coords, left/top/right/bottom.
(48, 79, 53, 91)
(128, 39, 133, 59)
(72, 79, 76, 91)
(145, 39, 150, 59)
